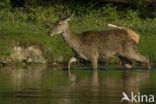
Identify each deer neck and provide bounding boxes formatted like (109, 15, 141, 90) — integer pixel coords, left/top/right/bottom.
(61, 23, 80, 50)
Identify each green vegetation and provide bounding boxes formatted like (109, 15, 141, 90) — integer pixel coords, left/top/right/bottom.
(0, 0, 156, 65)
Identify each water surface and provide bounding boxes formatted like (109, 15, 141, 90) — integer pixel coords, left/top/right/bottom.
(0, 66, 156, 104)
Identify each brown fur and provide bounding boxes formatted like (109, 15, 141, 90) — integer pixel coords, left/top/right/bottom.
(77, 29, 137, 59)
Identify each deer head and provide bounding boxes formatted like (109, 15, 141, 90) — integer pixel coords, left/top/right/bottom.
(48, 12, 75, 36)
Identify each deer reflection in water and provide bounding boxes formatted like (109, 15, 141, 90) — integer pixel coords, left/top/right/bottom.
(0, 67, 150, 104)
(67, 69, 150, 104)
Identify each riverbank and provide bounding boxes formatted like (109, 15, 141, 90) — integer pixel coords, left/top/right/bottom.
(0, 4, 156, 66)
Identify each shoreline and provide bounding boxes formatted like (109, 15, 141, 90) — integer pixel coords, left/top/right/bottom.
(0, 59, 155, 68)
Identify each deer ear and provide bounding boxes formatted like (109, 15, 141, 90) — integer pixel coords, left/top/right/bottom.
(59, 13, 63, 19)
(65, 11, 75, 21)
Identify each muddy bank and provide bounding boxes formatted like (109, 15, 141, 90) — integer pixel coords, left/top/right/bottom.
(0, 45, 66, 67)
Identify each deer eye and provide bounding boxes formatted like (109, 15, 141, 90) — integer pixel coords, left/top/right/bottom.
(58, 24, 61, 26)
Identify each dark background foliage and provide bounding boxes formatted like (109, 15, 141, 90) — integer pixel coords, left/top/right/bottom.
(0, 0, 156, 18)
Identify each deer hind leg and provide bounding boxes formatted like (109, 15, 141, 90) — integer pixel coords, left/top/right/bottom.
(125, 52, 151, 70)
(68, 57, 78, 70)
(118, 56, 133, 69)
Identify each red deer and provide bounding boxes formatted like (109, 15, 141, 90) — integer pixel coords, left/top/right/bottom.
(48, 12, 151, 70)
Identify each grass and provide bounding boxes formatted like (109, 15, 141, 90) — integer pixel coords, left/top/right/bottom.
(0, 4, 156, 65)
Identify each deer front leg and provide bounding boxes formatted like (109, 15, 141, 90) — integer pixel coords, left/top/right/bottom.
(68, 57, 78, 70)
(90, 52, 98, 70)
(91, 59, 98, 70)
(91, 56, 98, 71)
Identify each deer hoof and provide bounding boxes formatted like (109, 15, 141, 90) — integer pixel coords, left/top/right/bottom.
(125, 64, 133, 69)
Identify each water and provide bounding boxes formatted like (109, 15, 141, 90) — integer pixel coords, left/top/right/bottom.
(0, 66, 156, 104)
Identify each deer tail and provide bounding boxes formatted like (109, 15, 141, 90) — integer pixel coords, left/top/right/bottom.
(108, 24, 124, 29)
